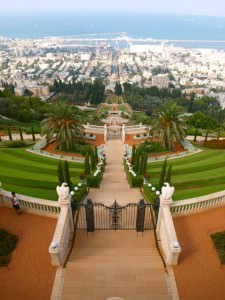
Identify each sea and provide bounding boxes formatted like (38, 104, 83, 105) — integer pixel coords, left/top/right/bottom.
(1, 12, 225, 50)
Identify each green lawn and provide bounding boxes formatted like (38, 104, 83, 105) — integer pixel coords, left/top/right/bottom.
(0, 148, 84, 201)
(147, 148, 225, 200)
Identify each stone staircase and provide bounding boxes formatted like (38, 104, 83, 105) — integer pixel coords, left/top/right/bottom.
(61, 230, 169, 300)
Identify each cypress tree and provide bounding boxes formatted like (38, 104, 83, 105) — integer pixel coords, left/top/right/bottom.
(90, 149, 96, 171)
(57, 160, 64, 185)
(138, 154, 143, 175)
(131, 144, 136, 165)
(85, 155, 90, 175)
(142, 153, 148, 175)
(8, 127, 12, 141)
(133, 151, 140, 172)
(165, 164, 172, 185)
(19, 127, 23, 141)
(94, 146, 98, 164)
(64, 161, 72, 190)
(158, 158, 167, 191)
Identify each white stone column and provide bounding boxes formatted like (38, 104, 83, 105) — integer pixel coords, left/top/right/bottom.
(156, 184, 181, 265)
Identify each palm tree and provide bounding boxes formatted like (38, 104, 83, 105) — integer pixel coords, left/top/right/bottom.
(41, 102, 83, 151)
(152, 103, 186, 150)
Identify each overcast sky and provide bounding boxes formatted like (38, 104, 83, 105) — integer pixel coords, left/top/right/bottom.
(1, 0, 224, 15)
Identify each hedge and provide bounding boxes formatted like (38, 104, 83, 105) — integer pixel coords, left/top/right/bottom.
(87, 172, 103, 188)
(124, 163, 143, 188)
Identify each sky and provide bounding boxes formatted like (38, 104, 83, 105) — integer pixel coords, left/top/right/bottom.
(1, 0, 224, 16)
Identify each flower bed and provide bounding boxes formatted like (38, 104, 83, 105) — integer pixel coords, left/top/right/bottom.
(0, 229, 17, 267)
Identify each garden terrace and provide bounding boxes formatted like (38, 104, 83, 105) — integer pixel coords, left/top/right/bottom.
(147, 148, 225, 200)
(0, 148, 84, 200)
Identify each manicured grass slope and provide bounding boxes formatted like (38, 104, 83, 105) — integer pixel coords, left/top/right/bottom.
(0, 148, 84, 200)
(147, 148, 225, 200)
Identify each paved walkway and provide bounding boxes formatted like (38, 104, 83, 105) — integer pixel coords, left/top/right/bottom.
(173, 206, 225, 300)
(0, 207, 56, 300)
(60, 139, 170, 300)
(62, 231, 169, 300)
(88, 139, 143, 205)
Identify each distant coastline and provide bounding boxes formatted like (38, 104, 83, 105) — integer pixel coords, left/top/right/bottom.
(0, 12, 225, 49)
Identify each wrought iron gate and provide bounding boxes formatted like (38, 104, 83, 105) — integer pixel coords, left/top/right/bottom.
(72, 199, 158, 232)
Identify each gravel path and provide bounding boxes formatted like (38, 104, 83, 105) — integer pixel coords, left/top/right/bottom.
(0, 207, 57, 300)
(173, 206, 225, 300)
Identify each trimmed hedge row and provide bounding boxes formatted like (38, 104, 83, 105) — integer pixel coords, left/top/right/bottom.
(87, 172, 103, 188)
(124, 163, 143, 188)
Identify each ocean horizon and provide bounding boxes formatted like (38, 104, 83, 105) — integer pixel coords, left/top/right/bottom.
(1, 12, 225, 49)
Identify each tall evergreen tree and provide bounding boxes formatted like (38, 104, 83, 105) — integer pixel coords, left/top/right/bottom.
(90, 149, 96, 171)
(94, 146, 98, 164)
(85, 155, 90, 175)
(158, 158, 167, 191)
(133, 151, 140, 172)
(131, 144, 136, 165)
(142, 153, 148, 175)
(64, 161, 72, 190)
(165, 164, 172, 185)
(57, 160, 64, 185)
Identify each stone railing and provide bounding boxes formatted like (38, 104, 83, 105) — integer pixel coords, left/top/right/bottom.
(49, 191, 74, 267)
(27, 148, 85, 163)
(49, 205, 74, 266)
(171, 190, 225, 216)
(84, 124, 105, 134)
(0, 189, 60, 218)
(156, 188, 181, 265)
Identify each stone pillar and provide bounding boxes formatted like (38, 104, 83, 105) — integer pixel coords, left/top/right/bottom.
(156, 183, 181, 265)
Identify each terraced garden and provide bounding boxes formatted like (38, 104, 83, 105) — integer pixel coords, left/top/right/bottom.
(147, 148, 225, 200)
(0, 148, 84, 200)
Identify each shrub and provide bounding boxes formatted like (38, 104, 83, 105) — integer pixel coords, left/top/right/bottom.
(0, 229, 17, 266)
(86, 173, 102, 187)
(4, 140, 27, 148)
(25, 126, 41, 134)
(211, 231, 225, 265)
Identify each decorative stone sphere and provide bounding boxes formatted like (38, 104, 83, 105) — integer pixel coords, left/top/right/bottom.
(156, 191, 160, 196)
(148, 183, 152, 188)
(74, 187, 79, 191)
(78, 183, 82, 187)
(70, 191, 75, 196)
(151, 187, 156, 191)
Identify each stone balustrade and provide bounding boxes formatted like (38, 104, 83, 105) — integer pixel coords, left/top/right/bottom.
(49, 187, 74, 267)
(171, 190, 225, 216)
(0, 189, 60, 217)
(156, 189, 181, 265)
(49, 206, 74, 266)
